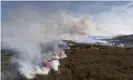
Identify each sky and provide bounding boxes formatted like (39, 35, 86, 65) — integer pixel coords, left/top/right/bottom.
(1, 1, 132, 20)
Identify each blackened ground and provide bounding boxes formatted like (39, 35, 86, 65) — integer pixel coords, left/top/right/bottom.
(1, 42, 133, 80)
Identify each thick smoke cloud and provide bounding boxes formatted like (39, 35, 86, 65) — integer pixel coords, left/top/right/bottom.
(1, 6, 91, 78)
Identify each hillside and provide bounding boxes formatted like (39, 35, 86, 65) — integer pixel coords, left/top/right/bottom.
(1, 42, 133, 80)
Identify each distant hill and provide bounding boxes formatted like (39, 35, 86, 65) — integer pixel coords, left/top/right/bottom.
(105, 34, 133, 47)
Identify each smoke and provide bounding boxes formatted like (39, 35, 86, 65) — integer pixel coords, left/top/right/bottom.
(1, 2, 133, 79)
(1, 6, 91, 78)
(93, 2, 133, 36)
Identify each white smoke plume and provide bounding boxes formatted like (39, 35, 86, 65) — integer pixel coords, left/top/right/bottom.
(1, 6, 91, 79)
(1, 2, 133, 79)
(93, 3, 133, 36)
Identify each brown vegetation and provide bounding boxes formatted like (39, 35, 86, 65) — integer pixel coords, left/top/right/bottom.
(1, 43, 133, 80)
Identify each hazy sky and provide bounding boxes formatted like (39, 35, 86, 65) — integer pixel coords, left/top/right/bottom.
(1, 1, 132, 20)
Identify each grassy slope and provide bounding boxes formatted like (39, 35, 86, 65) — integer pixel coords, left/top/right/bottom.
(34, 43, 133, 80)
(1, 43, 133, 80)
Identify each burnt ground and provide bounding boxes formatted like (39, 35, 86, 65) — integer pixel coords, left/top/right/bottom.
(1, 42, 133, 80)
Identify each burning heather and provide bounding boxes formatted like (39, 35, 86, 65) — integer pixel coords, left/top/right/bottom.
(1, 7, 90, 79)
(16, 40, 68, 79)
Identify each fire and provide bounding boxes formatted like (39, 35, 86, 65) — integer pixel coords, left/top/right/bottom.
(44, 61, 51, 68)
(57, 51, 63, 57)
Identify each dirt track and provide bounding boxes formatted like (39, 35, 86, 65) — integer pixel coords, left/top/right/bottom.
(1, 43, 133, 80)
